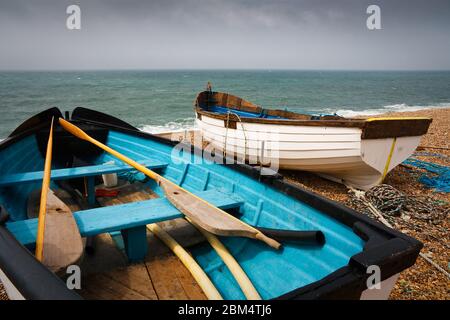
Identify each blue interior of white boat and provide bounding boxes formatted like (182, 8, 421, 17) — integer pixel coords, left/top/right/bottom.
(205, 105, 287, 119)
(0, 130, 365, 299)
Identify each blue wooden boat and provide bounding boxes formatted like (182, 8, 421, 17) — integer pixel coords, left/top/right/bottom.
(0, 107, 422, 300)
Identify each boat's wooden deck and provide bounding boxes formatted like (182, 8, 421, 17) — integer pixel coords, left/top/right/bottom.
(80, 253, 206, 300)
(73, 181, 207, 300)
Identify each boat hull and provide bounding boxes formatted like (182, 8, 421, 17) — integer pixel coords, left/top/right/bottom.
(0, 107, 423, 300)
(0, 268, 25, 300)
(0, 265, 401, 300)
(196, 115, 422, 190)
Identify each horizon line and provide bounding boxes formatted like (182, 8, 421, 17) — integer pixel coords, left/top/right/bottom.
(1, 68, 450, 73)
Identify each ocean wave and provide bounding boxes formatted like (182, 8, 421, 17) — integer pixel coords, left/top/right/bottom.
(138, 117, 197, 134)
(334, 103, 450, 117)
(136, 103, 450, 134)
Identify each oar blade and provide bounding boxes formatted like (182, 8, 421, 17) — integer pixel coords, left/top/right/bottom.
(161, 181, 249, 235)
(42, 191, 84, 274)
(160, 181, 281, 249)
(35, 118, 84, 272)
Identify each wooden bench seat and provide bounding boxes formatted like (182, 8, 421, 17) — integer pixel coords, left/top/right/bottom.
(0, 159, 168, 187)
(6, 189, 243, 261)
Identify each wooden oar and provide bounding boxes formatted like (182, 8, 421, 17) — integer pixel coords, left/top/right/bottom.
(35, 118, 83, 273)
(59, 118, 281, 249)
(35, 118, 55, 261)
(187, 218, 261, 300)
(147, 223, 223, 300)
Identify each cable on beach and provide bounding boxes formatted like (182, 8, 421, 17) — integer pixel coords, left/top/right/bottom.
(347, 184, 449, 279)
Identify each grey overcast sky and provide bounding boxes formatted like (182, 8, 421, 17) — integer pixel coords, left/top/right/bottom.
(0, 0, 449, 70)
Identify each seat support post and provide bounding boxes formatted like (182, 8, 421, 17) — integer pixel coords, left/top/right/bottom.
(121, 226, 148, 262)
(86, 176, 96, 206)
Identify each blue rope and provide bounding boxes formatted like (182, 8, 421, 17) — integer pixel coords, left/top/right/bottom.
(413, 151, 450, 160)
(117, 170, 147, 184)
(403, 158, 450, 193)
(310, 113, 338, 120)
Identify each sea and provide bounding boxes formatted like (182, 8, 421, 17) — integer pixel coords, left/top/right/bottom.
(0, 70, 449, 138)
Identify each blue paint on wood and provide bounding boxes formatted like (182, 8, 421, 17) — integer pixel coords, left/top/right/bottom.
(6, 189, 243, 246)
(0, 135, 45, 221)
(206, 106, 286, 119)
(2, 129, 368, 299)
(121, 226, 148, 262)
(0, 159, 168, 187)
(110, 231, 125, 252)
(103, 130, 366, 299)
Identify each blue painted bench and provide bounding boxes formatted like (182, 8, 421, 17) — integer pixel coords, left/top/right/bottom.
(6, 189, 244, 261)
(0, 159, 168, 205)
(0, 159, 168, 187)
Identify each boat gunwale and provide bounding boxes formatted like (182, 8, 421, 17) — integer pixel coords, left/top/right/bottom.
(194, 91, 432, 139)
(0, 107, 423, 300)
(70, 108, 423, 298)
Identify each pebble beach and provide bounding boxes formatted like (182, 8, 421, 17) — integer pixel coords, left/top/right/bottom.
(282, 107, 449, 300)
(1, 108, 448, 300)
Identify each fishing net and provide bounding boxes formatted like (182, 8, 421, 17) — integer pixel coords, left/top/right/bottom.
(347, 184, 449, 225)
(402, 157, 450, 193)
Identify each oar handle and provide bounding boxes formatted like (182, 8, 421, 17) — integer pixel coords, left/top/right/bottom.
(186, 217, 262, 300)
(86, 136, 161, 182)
(59, 118, 161, 183)
(59, 118, 281, 250)
(147, 223, 223, 300)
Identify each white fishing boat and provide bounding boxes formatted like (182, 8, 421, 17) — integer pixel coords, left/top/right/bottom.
(194, 90, 432, 190)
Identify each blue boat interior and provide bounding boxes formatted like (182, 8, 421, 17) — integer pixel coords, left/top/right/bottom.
(0, 129, 366, 300)
(203, 105, 288, 119)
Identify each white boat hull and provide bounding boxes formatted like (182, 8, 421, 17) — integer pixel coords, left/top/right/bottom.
(359, 273, 400, 300)
(0, 268, 25, 300)
(197, 115, 422, 190)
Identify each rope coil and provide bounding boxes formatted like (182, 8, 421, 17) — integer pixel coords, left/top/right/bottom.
(347, 184, 449, 279)
(348, 184, 448, 224)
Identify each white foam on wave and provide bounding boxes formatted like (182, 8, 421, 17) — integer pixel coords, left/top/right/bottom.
(136, 103, 450, 134)
(334, 103, 450, 117)
(138, 117, 197, 134)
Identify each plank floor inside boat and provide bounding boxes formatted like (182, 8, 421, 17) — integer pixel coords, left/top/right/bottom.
(76, 181, 207, 300)
(79, 253, 206, 300)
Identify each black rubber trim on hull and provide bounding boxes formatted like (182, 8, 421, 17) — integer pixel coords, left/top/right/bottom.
(0, 108, 62, 151)
(8, 107, 62, 139)
(255, 227, 325, 246)
(72, 107, 138, 131)
(0, 226, 82, 300)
